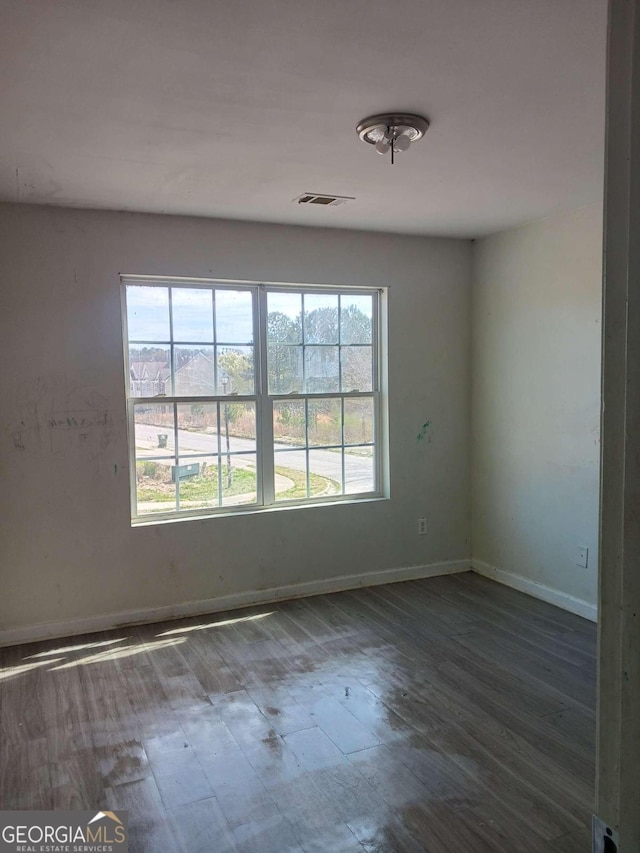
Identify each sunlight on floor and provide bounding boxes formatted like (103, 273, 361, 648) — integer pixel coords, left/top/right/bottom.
(156, 611, 274, 637)
(47, 637, 187, 670)
(24, 638, 130, 660)
(0, 658, 65, 682)
(3, 611, 277, 682)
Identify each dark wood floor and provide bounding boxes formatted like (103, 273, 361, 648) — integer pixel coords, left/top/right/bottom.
(0, 572, 596, 852)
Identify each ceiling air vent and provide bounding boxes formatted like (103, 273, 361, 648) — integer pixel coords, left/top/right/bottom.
(293, 193, 355, 207)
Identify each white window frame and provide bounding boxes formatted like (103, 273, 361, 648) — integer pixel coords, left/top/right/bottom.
(122, 275, 386, 524)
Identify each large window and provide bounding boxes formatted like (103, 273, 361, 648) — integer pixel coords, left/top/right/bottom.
(122, 278, 384, 522)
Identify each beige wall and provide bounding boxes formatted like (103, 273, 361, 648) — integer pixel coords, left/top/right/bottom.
(471, 204, 602, 615)
(0, 203, 471, 639)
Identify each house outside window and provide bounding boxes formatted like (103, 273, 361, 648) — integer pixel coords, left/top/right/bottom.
(122, 277, 385, 523)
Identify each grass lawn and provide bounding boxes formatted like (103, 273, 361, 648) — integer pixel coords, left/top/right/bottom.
(274, 465, 338, 500)
(136, 461, 339, 503)
(136, 463, 255, 502)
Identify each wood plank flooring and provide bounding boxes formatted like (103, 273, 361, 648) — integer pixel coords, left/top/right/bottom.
(0, 572, 596, 852)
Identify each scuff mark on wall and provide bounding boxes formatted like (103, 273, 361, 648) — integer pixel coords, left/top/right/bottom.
(6, 372, 121, 459)
(48, 411, 108, 431)
(10, 376, 48, 452)
(416, 421, 432, 443)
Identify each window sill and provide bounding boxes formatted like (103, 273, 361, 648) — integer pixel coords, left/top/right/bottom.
(130, 493, 388, 527)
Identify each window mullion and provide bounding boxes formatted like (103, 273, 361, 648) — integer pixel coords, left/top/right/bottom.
(301, 292, 306, 394)
(341, 396, 346, 494)
(304, 397, 310, 498)
(258, 286, 275, 505)
(168, 287, 175, 397)
(129, 401, 138, 519)
(373, 390, 382, 494)
(168, 289, 178, 510)
(216, 401, 222, 507)
(173, 401, 179, 512)
(373, 290, 382, 493)
(212, 288, 218, 394)
(338, 293, 343, 393)
(372, 290, 380, 393)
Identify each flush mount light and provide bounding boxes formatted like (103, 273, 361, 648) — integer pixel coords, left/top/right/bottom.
(356, 112, 430, 165)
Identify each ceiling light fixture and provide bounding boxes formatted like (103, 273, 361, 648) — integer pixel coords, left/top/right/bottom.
(356, 112, 430, 165)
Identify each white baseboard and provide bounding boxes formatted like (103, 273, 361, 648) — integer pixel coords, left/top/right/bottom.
(471, 559, 598, 622)
(0, 559, 471, 648)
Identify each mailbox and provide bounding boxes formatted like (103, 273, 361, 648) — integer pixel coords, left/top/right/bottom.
(171, 462, 200, 482)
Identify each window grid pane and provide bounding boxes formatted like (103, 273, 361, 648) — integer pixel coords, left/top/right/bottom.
(270, 393, 377, 504)
(125, 281, 381, 520)
(274, 449, 308, 502)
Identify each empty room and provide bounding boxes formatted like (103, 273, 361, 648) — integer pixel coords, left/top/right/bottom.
(2, 0, 639, 851)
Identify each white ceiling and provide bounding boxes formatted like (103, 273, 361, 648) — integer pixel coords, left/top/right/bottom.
(0, 0, 607, 237)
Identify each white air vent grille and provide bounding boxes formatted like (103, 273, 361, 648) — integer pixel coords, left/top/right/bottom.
(293, 193, 355, 207)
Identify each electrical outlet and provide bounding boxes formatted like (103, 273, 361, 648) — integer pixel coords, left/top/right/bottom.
(577, 546, 589, 568)
(418, 517, 427, 536)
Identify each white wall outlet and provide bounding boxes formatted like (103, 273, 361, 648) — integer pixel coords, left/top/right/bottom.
(577, 546, 589, 568)
(418, 517, 427, 536)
